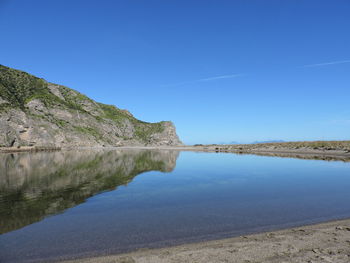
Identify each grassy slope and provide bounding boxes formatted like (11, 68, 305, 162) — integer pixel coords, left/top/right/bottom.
(0, 64, 164, 143)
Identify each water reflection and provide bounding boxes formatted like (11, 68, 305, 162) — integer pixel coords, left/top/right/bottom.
(1, 151, 350, 262)
(0, 149, 179, 234)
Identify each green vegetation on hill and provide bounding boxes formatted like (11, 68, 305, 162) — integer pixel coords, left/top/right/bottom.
(0, 65, 86, 112)
(0, 64, 177, 146)
(98, 103, 165, 139)
(0, 65, 49, 109)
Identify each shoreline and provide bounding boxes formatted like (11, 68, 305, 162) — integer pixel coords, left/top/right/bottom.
(118, 145, 350, 156)
(63, 218, 350, 263)
(0, 146, 61, 153)
(1, 144, 350, 162)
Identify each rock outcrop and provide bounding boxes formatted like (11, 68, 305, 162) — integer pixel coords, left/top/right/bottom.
(0, 65, 182, 147)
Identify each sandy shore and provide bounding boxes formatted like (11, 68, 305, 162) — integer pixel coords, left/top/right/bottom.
(63, 219, 350, 263)
(2, 141, 350, 162)
(116, 145, 350, 162)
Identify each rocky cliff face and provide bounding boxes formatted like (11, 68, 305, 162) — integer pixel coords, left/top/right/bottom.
(0, 65, 182, 147)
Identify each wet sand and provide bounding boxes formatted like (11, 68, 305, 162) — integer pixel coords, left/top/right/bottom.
(63, 219, 350, 263)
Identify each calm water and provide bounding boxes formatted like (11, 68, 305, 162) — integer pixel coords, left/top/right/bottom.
(1, 149, 350, 262)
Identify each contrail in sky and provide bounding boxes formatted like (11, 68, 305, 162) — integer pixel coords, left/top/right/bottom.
(162, 73, 243, 87)
(303, 60, 350, 67)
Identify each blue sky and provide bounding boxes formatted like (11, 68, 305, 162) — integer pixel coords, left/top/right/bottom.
(1, 0, 349, 144)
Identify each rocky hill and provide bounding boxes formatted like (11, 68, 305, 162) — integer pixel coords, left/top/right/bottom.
(0, 65, 182, 147)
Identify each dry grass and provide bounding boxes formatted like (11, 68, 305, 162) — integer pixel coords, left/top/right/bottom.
(197, 141, 350, 152)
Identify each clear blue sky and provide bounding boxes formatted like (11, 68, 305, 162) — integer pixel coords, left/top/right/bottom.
(1, 0, 349, 144)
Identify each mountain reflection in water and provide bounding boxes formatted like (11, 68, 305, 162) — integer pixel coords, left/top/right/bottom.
(0, 149, 179, 234)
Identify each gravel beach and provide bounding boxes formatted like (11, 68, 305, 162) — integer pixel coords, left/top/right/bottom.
(63, 219, 350, 263)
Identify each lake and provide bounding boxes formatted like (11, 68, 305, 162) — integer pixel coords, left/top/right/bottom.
(1, 149, 350, 262)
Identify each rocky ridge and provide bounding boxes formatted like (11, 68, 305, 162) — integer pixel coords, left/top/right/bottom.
(0, 65, 182, 147)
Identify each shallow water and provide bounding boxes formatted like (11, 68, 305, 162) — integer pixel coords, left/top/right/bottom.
(1, 149, 350, 262)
